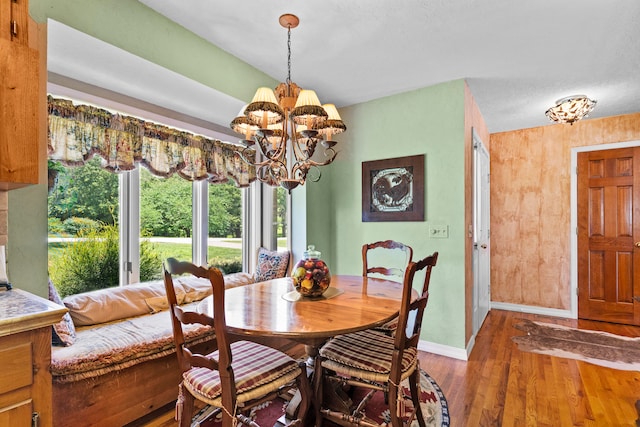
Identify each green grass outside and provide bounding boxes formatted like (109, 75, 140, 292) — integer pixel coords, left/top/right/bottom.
(156, 242, 241, 263)
(48, 241, 241, 268)
(48, 238, 288, 271)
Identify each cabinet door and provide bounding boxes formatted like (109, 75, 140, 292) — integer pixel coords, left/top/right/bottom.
(0, 339, 34, 427)
(0, 400, 33, 427)
(0, 37, 39, 189)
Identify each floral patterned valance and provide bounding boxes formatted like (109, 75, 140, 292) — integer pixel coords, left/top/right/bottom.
(47, 96, 256, 187)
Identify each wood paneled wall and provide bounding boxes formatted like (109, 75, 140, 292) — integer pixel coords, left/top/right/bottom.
(490, 113, 640, 310)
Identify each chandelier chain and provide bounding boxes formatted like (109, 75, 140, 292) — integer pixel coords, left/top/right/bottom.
(286, 25, 292, 86)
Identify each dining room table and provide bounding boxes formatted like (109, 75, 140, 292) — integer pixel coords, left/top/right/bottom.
(197, 274, 410, 357)
(196, 274, 412, 424)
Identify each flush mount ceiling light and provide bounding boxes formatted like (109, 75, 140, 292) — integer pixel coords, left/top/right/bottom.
(229, 13, 346, 192)
(545, 95, 597, 125)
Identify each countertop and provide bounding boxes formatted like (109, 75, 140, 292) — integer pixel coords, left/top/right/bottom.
(0, 288, 67, 337)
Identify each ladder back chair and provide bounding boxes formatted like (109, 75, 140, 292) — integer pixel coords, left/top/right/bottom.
(315, 251, 439, 427)
(163, 258, 311, 427)
(362, 240, 413, 334)
(362, 240, 413, 281)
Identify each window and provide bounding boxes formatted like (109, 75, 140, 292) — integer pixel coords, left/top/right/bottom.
(275, 186, 289, 250)
(139, 165, 194, 262)
(206, 181, 243, 274)
(47, 158, 122, 295)
(48, 159, 250, 296)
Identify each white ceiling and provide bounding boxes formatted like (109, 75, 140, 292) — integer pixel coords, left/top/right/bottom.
(47, 1, 640, 136)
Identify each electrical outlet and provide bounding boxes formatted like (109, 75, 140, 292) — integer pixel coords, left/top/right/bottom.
(429, 224, 449, 238)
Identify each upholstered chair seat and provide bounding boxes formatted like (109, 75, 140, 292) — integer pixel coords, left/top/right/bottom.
(319, 329, 418, 383)
(182, 340, 303, 407)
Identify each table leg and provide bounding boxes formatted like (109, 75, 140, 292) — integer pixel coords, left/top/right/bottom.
(281, 344, 321, 425)
(304, 344, 318, 369)
(281, 342, 355, 425)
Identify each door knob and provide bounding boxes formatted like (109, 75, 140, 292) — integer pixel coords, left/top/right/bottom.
(480, 244, 487, 249)
(635, 242, 640, 248)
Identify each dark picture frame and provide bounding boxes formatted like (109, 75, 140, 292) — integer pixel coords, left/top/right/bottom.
(362, 154, 424, 222)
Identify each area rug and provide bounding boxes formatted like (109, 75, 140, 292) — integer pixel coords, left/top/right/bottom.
(194, 369, 449, 426)
(512, 319, 640, 371)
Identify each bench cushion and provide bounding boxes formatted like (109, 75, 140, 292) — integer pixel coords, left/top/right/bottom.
(51, 301, 210, 383)
(52, 272, 255, 382)
(63, 279, 186, 326)
(63, 273, 254, 326)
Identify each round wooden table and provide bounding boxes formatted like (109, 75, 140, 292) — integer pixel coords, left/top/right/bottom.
(197, 274, 407, 350)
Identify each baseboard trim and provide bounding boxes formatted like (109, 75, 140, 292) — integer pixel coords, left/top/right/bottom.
(490, 302, 575, 319)
(465, 334, 476, 359)
(418, 340, 468, 361)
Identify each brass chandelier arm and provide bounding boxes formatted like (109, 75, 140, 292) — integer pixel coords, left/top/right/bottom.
(237, 146, 271, 169)
(289, 147, 338, 184)
(290, 137, 314, 163)
(256, 137, 286, 162)
(298, 147, 338, 168)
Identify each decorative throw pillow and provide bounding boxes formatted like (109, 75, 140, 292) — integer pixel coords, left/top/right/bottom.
(254, 247, 290, 282)
(48, 278, 76, 347)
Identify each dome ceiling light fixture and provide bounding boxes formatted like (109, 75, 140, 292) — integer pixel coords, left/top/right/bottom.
(230, 13, 346, 192)
(545, 95, 597, 125)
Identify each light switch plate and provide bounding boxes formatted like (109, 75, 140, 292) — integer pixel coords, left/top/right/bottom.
(429, 224, 449, 238)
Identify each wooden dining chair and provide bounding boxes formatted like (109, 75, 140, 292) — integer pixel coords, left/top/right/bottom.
(362, 240, 413, 334)
(362, 240, 413, 281)
(163, 258, 312, 427)
(314, 252, 438, 427)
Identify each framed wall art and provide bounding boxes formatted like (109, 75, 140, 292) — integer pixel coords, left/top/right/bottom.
(361, 154, 424, 222)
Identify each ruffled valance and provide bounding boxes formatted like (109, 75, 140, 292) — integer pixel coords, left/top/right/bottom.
(47, 96, 256, 187)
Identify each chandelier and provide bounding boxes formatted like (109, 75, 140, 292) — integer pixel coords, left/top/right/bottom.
(545, 95, 597, 125)
(229, 14, 346, 192)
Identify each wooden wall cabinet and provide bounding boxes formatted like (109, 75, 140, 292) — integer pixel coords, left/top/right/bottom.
(0, 0, 40, 190)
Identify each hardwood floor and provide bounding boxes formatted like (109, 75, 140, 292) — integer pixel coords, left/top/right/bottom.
(421, 310, 640, 427)
(134, 309, 640, 427)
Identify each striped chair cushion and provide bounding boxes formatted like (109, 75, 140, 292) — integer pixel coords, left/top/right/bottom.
(183, 340, 301, 405)
(319, 329, 417, 382)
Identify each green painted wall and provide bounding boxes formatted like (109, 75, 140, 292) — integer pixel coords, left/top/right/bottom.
(8, 185, 48, 297)
(299, 80, 468, 349)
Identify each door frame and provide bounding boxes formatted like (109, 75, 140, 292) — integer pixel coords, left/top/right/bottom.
(472, 128, 490, 335)
(570, 139, 640, 319)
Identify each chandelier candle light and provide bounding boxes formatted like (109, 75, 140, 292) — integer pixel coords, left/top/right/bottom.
(230, 14, 346, 192)
(545, 95, 597, 125)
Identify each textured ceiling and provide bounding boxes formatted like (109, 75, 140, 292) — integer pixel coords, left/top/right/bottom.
(48, 1, 640, 135)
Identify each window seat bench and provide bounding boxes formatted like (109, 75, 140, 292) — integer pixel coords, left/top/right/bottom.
(50, 273, 261, 427)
